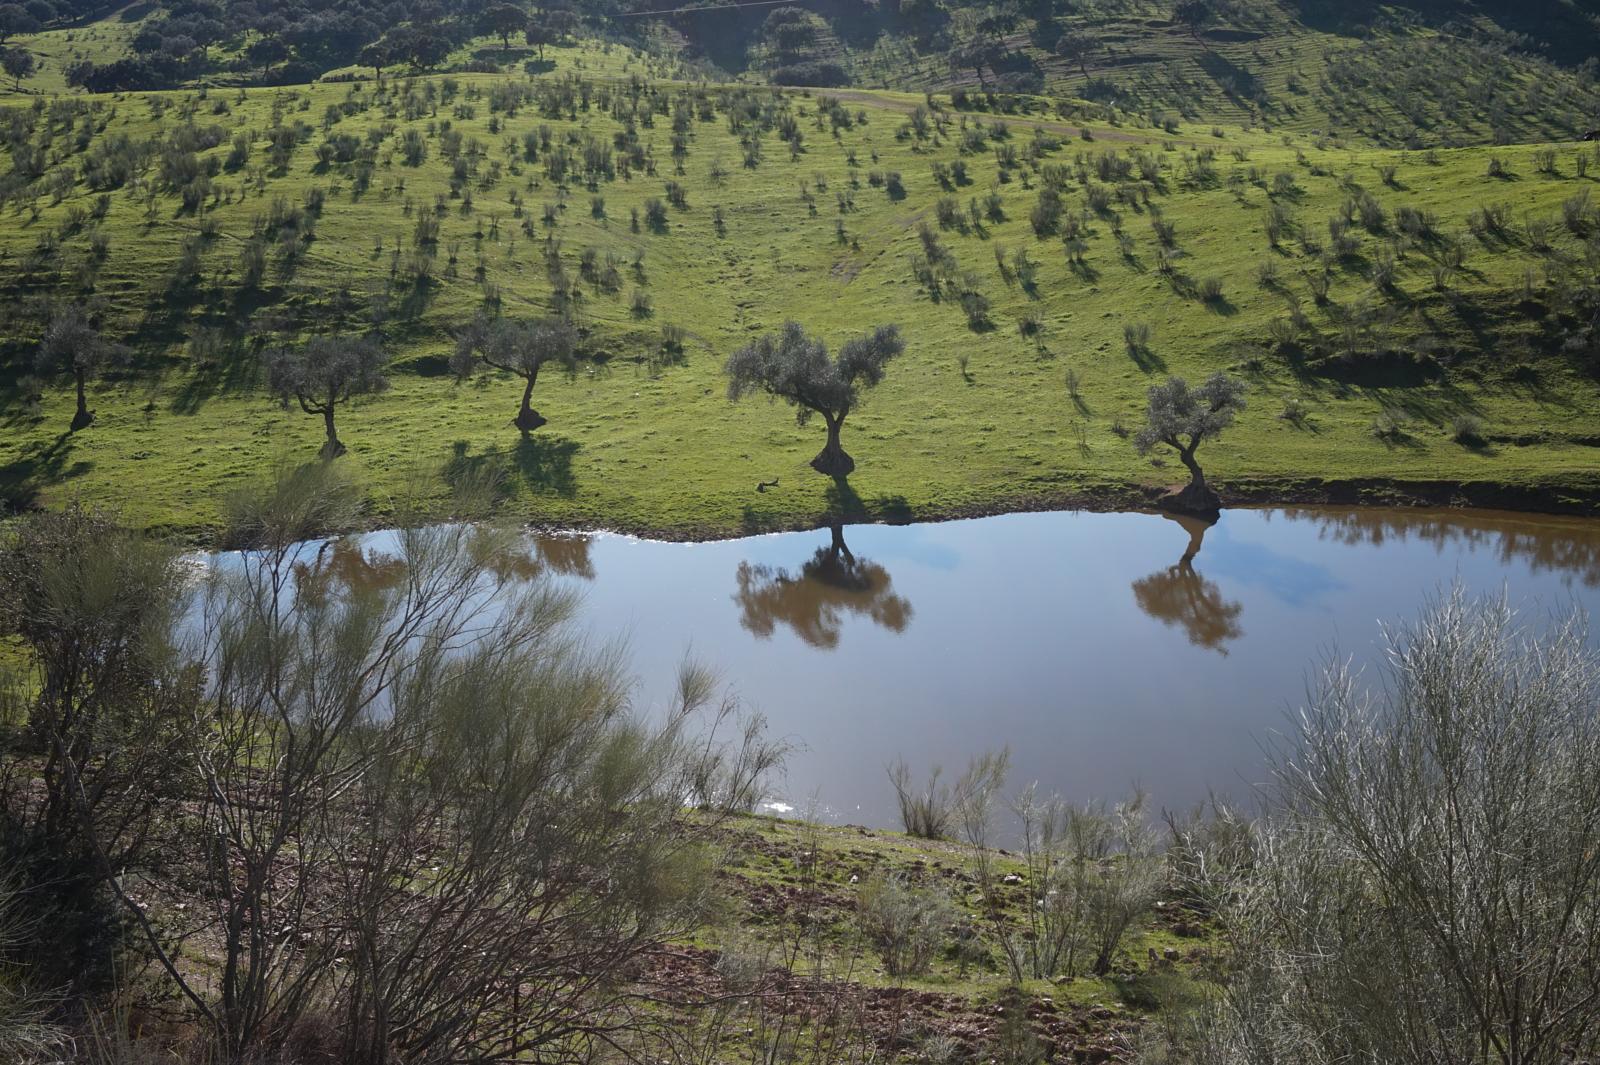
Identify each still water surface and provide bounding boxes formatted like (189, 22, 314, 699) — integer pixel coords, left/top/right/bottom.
(249, 507, 1600, 827)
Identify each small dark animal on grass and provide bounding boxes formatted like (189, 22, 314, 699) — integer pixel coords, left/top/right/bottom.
(757, 478, 780, 492)
(1585, 130, 1600, 142)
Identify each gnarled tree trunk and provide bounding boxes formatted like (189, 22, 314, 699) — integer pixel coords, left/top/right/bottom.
(1160, 444, 1220, 519)
(71, 367, 93, 431)
(321, 405, 345, 459)
(515, 371, 547, 434)
(1177, 445, 1206, 490)
(810, 414, 854, 477)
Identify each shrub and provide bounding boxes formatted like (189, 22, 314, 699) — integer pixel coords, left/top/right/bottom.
(1124, 321, 1151, 355)
(1149, 593, 1600, 1065)
(1451, 413, 1485, 445)
(888, 760, 951, 839)
(857, 876, 953, 978)
(643, 197, 668, 231)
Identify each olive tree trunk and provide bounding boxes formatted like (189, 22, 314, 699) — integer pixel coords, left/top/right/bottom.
(514, 371, 547, 434)
(1177, 445, 1206, 490)
(810, 414, 854, 477)
(321, 405, 345, 459)
(71, 367, 93, 431)
(1159, 444, 1221, 519)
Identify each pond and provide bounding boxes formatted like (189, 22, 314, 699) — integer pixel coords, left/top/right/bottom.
(221, 506, 1600, 828)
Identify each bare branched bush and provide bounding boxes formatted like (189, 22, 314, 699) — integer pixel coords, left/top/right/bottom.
(3, 466, 782, 1064)
(856, 875, 953, 978)
(1148, 591, 1600, 1065)
(888, 759, 951, 839)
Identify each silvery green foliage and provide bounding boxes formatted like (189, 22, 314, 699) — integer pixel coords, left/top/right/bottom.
(1133, 373, 1246, 460)
(725, 321, 904, 427)
(1149, 590, 1600, 1065)
(857, 874, 954, 978)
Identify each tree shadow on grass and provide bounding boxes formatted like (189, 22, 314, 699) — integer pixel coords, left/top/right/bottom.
(0, 432, 92, 512)
(825, 475, 911, 524)
(1127, 344, 1167, 374)
(441, 440, 517, 510)
(514, 435, 579, 497)
(171, 346, 259, 415)
(441, 436, 580, 501)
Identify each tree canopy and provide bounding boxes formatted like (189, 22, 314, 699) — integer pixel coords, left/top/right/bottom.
(2, 44, 34, 87)
(1173, 0, 1212, 40)
(479, 2, 523, 49)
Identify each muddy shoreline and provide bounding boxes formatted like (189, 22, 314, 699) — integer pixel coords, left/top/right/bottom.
(518, 475, 1600, 545)
(124, 474, 1600, 548)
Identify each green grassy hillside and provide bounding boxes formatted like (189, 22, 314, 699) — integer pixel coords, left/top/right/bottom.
(2, 53, 1599, 537)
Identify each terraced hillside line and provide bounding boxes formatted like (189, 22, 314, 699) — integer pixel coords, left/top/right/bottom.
(817, 88, 1150, 144)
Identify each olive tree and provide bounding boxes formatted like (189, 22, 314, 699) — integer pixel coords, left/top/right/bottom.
(1148, 590, 1600, 1065)
(479, 2, 524, 49)
(725, 322, 904, 477)
(1173, 0, 1211, 43)
(36, 303, 130, 431)
(1053, 30, 1096, 80)
(450, 312, 576, 435)
(2, 45, 33, 89)
(264, 334, 390, 458)
(1134, 372, 1245, 515)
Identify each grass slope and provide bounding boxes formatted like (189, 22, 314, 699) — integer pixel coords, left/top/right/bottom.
(2, 49, 1599, 537)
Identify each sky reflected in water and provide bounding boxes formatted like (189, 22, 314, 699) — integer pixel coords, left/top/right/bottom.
(222, 507, 1600, 827)
(548, 507, 1600, 825)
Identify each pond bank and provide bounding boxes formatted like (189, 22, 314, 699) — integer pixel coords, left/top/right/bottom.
(513, 473, 1600, 546)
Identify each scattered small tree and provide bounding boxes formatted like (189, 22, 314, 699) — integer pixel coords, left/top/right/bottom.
(479, 2, 524, 50)
(35, 303, 130, 431)
(1, 44, 33, 89)
(1173, 0, 1212, 43)
(264, 334, 390, 458)
(524, 21, 553, 59)
(725, 322, 904, 477)
(451, 312, 577, 434)
(1134, 372, 1245, 515)
(1053, 30, 1095, 80)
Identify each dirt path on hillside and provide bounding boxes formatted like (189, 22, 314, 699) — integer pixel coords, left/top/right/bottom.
(815, 88, 1153, 144)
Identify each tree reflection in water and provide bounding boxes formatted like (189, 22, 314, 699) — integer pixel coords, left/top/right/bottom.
(1131, 513, 1243, 655)
(734, 522, 912, 649)
(292, 530, 595, 596)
